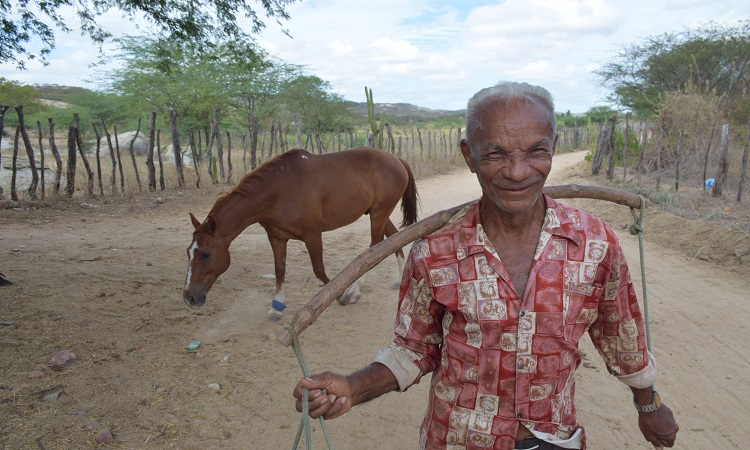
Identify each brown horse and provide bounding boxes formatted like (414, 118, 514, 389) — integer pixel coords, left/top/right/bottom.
(183, 147, 419, 320)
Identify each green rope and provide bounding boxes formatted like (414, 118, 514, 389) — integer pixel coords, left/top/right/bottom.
(629, 195, 652, 352)
(286, 325, 334, 450)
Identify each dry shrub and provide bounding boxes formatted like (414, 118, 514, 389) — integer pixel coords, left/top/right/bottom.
(653, 91, 723, 182)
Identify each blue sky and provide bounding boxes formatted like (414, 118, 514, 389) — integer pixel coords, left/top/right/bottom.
(1, 0, 749, 113)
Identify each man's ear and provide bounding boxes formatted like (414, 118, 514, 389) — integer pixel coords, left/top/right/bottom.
(459, 139, 476, 174)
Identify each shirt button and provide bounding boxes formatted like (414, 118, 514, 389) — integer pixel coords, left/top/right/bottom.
(520, 310, 526, 317)
(517, 413, 522, 418)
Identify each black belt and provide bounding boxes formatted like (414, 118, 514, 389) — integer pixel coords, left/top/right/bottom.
(514, 436, 542, 450)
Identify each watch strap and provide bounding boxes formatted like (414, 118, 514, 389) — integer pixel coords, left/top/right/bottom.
(633, 390, 661, 413)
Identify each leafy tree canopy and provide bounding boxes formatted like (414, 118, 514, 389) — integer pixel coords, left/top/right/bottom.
(596, 20, 750, 118)
(280, 74, 353, 132)
(104, 36, 269, 132)
(0, 0, 296, 69)
(0, 77, 40, 107)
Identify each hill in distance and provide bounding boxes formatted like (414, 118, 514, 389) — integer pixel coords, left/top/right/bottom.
(345, 101, 465, 124)
(31, 83, 466, 125)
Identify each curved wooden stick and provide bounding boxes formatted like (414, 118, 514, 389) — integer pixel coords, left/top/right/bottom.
(276, 184, 644, 346)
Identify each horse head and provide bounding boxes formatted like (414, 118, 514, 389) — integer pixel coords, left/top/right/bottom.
(183, 212, 231, 307)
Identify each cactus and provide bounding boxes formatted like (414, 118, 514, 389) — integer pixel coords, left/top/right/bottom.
(365, 86, 386, 149)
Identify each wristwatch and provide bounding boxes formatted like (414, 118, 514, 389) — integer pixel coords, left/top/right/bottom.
(633, 390, 661, 413)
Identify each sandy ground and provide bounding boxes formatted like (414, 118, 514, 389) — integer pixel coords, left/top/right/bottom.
(1, 150, 749, 449)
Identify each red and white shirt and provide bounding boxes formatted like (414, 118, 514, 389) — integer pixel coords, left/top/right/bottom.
(375, 197, 656, 449)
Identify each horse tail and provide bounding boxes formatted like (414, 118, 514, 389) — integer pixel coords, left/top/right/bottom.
(399, 158, 419, 227)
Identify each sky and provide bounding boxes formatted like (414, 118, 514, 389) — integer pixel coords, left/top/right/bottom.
(1, 0, 749, 113)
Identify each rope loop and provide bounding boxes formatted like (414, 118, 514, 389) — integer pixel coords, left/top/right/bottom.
(285, 325, 335, 450)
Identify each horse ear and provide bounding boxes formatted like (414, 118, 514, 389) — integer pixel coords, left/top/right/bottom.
(189, 213, 201, 230)
(206, 216, 217, 235)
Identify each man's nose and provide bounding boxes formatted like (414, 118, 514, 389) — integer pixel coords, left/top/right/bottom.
(503, 157, 530, 181)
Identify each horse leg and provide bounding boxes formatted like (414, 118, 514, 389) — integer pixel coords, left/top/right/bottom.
(383, 219, 406, 289)
(303, 233, 331, 286)
(267, 235, 289, 321)
(303, 233, 359, 306)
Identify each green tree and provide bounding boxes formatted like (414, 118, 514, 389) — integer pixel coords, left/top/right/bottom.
(1, 0, 296, 69)
(104, 36, 265, 132)
(280, 74, 352, 132)
(583, 105, 620, 124)
(0, 77, 42, 126)
(596, 20, 750, 117)
(233, 59, 297, 167)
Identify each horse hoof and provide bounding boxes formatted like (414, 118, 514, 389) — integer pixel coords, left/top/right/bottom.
(267, 309, 283, 321)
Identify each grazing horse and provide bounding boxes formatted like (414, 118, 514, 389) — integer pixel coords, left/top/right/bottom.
(183, 147, 419, 320)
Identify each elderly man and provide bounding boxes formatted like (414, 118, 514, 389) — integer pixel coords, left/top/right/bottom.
(293, 82, 679, 449)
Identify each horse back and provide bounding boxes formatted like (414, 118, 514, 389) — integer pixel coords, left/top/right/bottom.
(261, 147, 410, 234)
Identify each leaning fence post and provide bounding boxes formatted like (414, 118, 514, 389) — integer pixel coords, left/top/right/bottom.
(66, 126, 77, 197)
(16, 105, 39, 199)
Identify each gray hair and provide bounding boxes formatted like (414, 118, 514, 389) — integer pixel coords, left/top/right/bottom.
(465, 81, 556, 150)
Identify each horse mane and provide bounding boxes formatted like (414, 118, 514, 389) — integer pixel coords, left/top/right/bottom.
(209, 150, 303, 216)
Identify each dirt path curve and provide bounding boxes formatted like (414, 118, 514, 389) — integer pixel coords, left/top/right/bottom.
(1, 150, 748, 449)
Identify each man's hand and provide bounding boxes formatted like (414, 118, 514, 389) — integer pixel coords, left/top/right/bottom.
(638, 404, 679, 448)
(293, 372, 354, 420)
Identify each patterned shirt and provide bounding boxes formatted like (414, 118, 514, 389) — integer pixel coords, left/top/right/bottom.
(374, 197, 656, 450)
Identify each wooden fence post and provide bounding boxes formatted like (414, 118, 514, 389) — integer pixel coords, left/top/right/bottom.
(99, 120, 116, 195)
(0, 105, 7, 171)
(207, 120, 216, 183)
(241, 131, 247, 174)
(15, 105, 39, 199)
(169, 109, 185, 188)
(36, 121, 46, 199)
(591, 122, 606, 176)
(113, 125, 125, 193)
(66, 126, 76, 197)
(675, 120, 685, 192)
(188, 130, 201, 189)
(226, 130, 233, 184)
(73, 114, 94, 196)
(213, 111, 225, 183)
(736, 121, 750, 203)
(91, 123, 104, 196)
(48, 118, 62, 194)
(605, 114, 617, 180)
(147, 111, 157, 191)
(655, 124, 664, 190)
(702, 123, 716, 191)
(11, 127, 20, 201)
(127, 118, 143, 191)
(156, 129, 165, 190)
(622, 112, 629, 181)
(712, 124, 731, 197)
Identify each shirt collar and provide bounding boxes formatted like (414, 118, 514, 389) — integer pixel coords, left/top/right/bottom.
(454, 195, 584, 261)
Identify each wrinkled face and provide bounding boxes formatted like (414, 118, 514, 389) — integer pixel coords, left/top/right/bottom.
(183, 215, 231, 307)
(460, 97, 556, 216)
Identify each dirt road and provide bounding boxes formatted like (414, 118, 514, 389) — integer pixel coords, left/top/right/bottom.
(1, 150, 748, 449)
